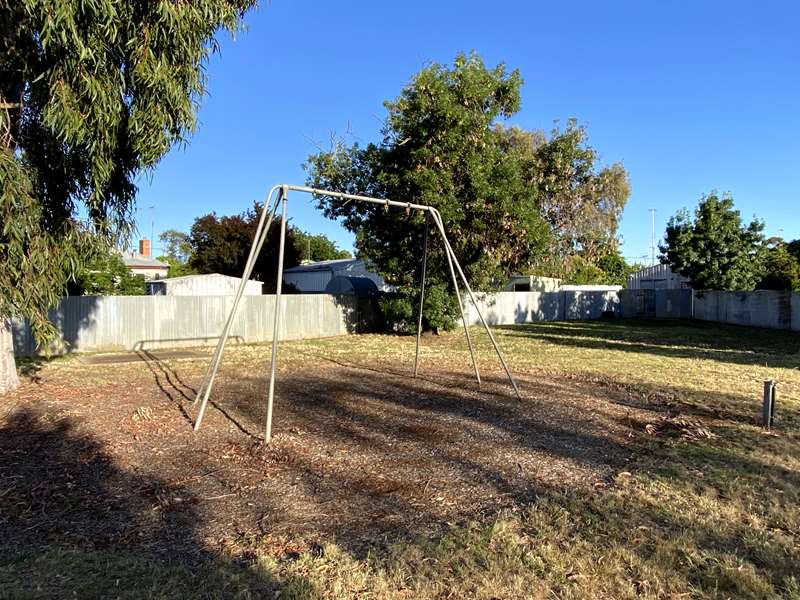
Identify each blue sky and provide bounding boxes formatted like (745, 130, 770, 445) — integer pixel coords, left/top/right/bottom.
(136, 0, 799, 262)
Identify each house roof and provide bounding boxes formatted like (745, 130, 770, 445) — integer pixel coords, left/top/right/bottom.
(121, 252, 168, 269)
(283, 258, 361, 274)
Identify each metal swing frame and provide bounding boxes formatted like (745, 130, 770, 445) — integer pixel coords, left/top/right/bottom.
(192, 184, 521, 443)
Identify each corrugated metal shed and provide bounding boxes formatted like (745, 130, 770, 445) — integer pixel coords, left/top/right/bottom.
(325, 276, 379, 296)
(283, 259, 389, 292)
(145, 273, 263, 296)
(627, 264, 691, 290)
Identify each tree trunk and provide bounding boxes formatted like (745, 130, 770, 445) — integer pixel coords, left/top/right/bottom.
(0, 319, 20, 394)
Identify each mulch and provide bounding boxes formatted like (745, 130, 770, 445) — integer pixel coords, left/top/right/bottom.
(0, 342, 649, 561)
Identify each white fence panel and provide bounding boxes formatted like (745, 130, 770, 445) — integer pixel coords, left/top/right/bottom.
(12, 294, 356, 356)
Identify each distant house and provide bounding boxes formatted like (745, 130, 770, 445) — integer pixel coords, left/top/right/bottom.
(122, 239, 169, 280)
(145, 273, 263, 296)
(627, 264, 690, 290)
(283, 259, 390, 293)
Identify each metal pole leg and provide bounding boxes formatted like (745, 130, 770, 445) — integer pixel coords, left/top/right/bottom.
(265, 187, 289, 443)
(194, 186, 282, 431)
(430, 211, 481, 385)
(413, 213, 430, 377)
(432, 209, 521, 399)
(195, 188, 281, 417)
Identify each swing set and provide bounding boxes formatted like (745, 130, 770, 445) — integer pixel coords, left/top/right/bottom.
(192, 184, 521, 442)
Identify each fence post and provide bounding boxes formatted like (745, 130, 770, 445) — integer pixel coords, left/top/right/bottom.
(763, 380, 776, 429)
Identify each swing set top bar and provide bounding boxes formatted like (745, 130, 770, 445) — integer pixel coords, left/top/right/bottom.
(283, 184, 439, 215)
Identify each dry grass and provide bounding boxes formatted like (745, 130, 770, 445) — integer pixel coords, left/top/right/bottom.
(1, 320, 799, 599)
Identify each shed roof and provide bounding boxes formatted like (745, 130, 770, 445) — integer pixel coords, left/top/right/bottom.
(283, 258, 361, 274)
(155, 273, 261, 283)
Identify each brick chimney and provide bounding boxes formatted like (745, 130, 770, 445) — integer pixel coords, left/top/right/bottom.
(138, 239, 151, 258)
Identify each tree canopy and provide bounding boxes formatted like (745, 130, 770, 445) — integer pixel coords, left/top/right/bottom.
(757, 245, 800, 291)
(188, 204, 301, 292)
(502, 122, 630, 267)
(659, 193, 767, 290)
(305, 52, 629, 329)
(67, 248, 145, 296)
(0, 0, 256, 388)
(292, 228, 352, 262)
(158, 229, 195, 277)
(159, 230, 193, 264)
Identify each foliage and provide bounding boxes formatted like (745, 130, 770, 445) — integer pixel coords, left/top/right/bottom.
(292, 228, 352, 262)
(659, 192, 767, 290)
(757, 247, 800, 291)
(377, 294, 415, 333)
(68, 248, 145, 296)
(419, 283, 460, 332)
(157, 229, 195, 277)
(562, 255, 606, 285)
(0, 0, 256, 348)
(786, 239, 800, 263)
(159, 230, 193, 264)
(157, 256, 195, 278)
(596, 251, 640, 286)
(188, 204, 301, 293)
(1, 153, 93, 343)
(306, 53, 630, 330)
(378, 283, 460, 334)
(502, 120, 630, 264)
(306, 52, 548, 293)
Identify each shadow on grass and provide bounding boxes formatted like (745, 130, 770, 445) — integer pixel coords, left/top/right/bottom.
(0, 407, 314, 599)
(496, 319, 800, 368)
(204, 356, 800, 597)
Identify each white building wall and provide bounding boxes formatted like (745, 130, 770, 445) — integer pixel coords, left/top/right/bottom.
(129, 266, 169, 280)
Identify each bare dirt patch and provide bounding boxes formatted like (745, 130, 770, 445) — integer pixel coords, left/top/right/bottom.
(0, 338, 647, 561)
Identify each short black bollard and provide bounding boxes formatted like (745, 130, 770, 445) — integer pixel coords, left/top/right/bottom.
(763, 380, 777, 429)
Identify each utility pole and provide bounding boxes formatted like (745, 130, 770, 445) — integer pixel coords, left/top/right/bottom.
(649, 208, 657, 266)
(149, 205, 155, 249)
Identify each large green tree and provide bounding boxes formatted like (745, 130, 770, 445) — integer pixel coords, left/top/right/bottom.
(659, 193, 767, 290)
(305, 53, 629, 330)
(292, 228, 352, 262)
(159, 229, 193, 264)
(0, 0, 256, 392)
(305, 53, 554, 330)
(188, 204, 302, 292)
(158, 229, 195, 277)
(757, 246, 800, 291)
(502, 121, 630, 266)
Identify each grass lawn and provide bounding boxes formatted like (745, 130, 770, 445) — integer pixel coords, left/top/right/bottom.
(1, 320, 798, 599)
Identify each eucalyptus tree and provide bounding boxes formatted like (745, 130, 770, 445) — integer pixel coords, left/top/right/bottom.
(0, 0, 256, 392)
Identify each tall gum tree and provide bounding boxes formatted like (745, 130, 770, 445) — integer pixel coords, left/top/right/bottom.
(0, 0, 256, 393)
